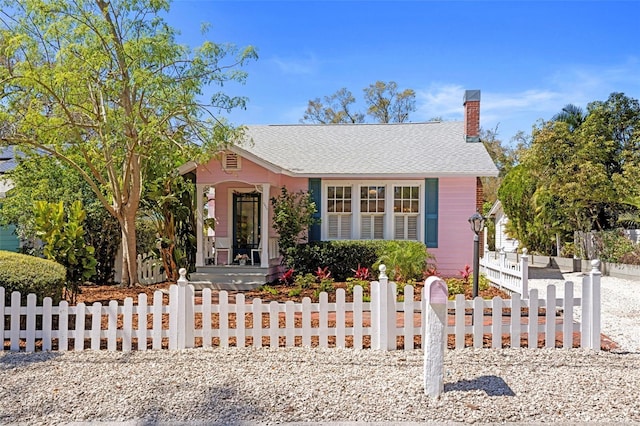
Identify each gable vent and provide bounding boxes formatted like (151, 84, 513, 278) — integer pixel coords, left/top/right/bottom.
(223, 153, 240, 170)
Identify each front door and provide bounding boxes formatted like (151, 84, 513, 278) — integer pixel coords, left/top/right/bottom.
(232, 192, 261, 263)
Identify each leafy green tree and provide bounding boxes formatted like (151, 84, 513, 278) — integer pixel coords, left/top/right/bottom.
(302, 88, 365, 124)
(141, 172, 196, 281)
(34, 200, 97, 303)
(270, 187, 319, 262)
(0, 0, 256, 285)
(301, 81, 415, 124)
(0, 153, 120, 282)
(499, 93, 640, 254)
(363, 81, 416, 123)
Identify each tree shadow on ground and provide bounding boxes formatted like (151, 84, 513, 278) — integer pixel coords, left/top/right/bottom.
(445, 375, 516, 396)
(527, 266, 566, 280)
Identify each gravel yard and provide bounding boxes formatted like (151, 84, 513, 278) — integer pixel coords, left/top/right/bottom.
(1, 347, 640, 425)
(1, 270, 638, 424)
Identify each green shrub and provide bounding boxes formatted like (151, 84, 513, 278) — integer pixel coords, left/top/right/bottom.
(0, 251, 66, 304)
(286, 240, 434, 283)
(345, 277, 369, 294)
(294, 273, 316, 289)
(373, 240, 434, 282)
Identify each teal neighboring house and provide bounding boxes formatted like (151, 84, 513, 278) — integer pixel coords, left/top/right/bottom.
(0, 146, 20, 252)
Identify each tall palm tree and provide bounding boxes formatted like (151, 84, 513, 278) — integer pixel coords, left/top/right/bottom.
(552, 104, 586, 132)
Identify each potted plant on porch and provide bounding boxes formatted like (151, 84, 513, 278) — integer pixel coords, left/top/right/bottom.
(235, 253, 250, 265)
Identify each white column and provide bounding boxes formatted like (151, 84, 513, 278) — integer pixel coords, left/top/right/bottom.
(195, 183, 205, 267)
(385, 184, 394, 240)
(260, 183, 270, 267)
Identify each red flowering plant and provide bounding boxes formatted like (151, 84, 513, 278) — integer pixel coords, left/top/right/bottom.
(279, 268, 295, 286)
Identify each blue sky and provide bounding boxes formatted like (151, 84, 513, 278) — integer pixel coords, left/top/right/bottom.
(165, 0, 640, 144)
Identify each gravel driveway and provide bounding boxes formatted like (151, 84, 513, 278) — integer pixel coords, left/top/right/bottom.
(526, 269, 640, 352)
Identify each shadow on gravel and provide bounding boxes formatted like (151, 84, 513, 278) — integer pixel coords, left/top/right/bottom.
(445, 375, 516, 397)
(528, 266, 566, 280)
(0, 351, 61, 367)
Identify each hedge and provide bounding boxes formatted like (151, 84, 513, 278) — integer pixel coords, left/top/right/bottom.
(0, 250, 67, 304)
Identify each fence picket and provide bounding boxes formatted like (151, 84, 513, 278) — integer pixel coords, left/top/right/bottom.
(473, 297, 483, 348)
(152, 291, 163, 350)
(302, 297, 311, 347)
(202, 288, 212, 348)
(353, 286, 363, 350)
(319, 292, 328, 348)
(252, 298, 261, 348)
(91, 302, 101, 351)
(137, 293, 147, 351)
(491, 297, 502, 349)
(545, 285, 556, 348)
(42, 297, 52, 351)
(285, 301, 295, 347)
(403, 285, 414, 350)
(336, 289, 346, 348)
(75, 303, 86, 351)
(220, 291, 229, 348)
(59, 300, 69, 351)
(269, 301, 278, 348)
(107, 300, 118, 351)
(123, 298, 133, 352)
(26, 293, 36, 352)
(528, 290, 539, 349)
(510, 293, 521, 348)
(563, 282, 574, 349)
(454, 294, 465, 349)
(236, 294, 246, 348)
(10, 292, 20, 351)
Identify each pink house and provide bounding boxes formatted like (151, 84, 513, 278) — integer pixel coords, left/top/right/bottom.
(180, 90, 498, 288)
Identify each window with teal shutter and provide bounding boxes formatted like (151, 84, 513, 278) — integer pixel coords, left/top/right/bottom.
(424, 178, 438, 248)
(308, 178, 321, 241)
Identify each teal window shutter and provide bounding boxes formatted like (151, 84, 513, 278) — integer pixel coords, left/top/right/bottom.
(424, 179, 438, 248)
(308, 178, 321, 241)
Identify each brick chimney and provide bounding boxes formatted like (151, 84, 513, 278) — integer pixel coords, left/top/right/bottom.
(463, 90, 481, 142)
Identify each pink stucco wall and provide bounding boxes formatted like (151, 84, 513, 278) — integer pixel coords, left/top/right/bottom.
(429, 177, 478, 277)
(197, 154, 307, 239)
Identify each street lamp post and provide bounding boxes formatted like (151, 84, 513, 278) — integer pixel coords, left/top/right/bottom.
(468, 211, 486, 298)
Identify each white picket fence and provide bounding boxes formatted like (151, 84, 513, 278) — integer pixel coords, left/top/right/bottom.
(480, 248, 529, 294)
(136, 252, 165, 285)
(1, 264, 603, 353)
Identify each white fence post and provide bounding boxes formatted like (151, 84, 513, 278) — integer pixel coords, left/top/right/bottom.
(581, 260, 602, 351)
(521, 248, 529, 295)
(424, 276, 449, 397)
(175, 268, 194, 349)
(371, 264, 396, 350)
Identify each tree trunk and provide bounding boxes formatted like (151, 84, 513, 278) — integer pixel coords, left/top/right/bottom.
(117, 206, 139, 287)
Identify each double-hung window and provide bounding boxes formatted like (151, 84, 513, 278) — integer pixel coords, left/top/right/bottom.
(327, 186, 352, 239)
(393, 186, 419, 240)
(360, 186, 385, 239)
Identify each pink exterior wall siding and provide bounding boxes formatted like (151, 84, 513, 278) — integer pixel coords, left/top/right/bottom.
(429, 177, 478, 277)
(196, 155, 307, 239)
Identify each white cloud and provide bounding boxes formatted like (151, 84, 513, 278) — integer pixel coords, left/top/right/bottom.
(270, 53, 319, 75)
(414, 60, 640, 141)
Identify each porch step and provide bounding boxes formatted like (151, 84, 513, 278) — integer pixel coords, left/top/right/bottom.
(189, 266, 268, 291)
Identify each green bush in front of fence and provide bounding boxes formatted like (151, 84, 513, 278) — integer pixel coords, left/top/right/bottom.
(285, 240, 432, 282)
(0, 250, 66, 304)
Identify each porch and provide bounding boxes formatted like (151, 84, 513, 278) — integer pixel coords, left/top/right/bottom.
(190, 235, 282, 290)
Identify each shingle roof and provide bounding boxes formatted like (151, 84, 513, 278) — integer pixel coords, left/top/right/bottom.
(0, 146, 17, 174)
(234, 122, 498, 177)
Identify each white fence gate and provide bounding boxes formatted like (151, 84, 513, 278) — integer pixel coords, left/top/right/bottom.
(480, 248, 529, 294)
(136, 252, 165, 285)
(1, 266, 602, 353)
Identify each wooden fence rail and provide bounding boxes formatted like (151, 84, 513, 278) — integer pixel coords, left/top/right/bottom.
(1, 264, 602, 353)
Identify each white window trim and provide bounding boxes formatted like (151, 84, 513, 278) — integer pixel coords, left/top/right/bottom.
(322, 180, 424, 242)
